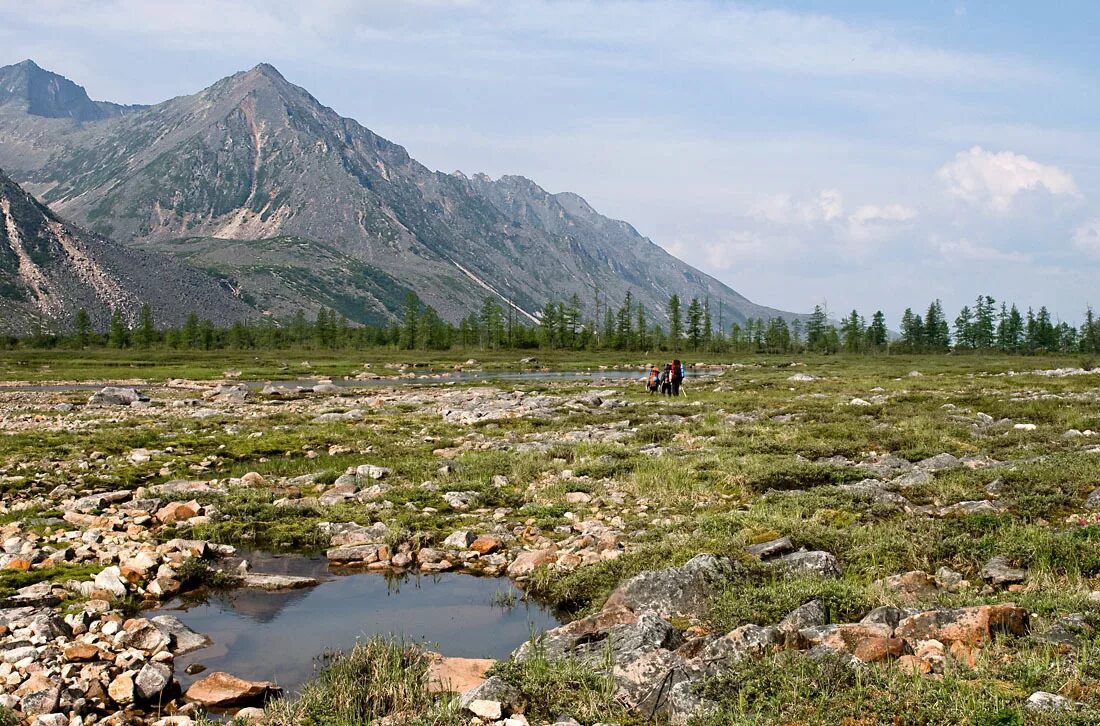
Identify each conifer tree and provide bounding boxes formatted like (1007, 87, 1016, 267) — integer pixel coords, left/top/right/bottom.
(667, 295, 682, 348)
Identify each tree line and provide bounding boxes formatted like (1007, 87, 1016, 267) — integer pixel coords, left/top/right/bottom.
(5, 291, 1100, 355)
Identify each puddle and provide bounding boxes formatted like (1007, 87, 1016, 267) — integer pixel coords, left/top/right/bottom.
(151, 551, 560, 695)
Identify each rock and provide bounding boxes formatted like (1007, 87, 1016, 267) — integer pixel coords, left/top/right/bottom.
(744, 536, 794, 559)
(849, 398, 872, 406)
(89, 387, 147, 406)
(458, 675, 523, 713)
(778, 600, 827, 637)
(151, 615, 212, 655)
(240, 471, 267, 487)
(93, 565, 128, 598)
(934, 566, 966, 592)
(239, 573, 319, 590)
(16, 675, 60, 716)
(787, 373, 816, 382)
(427, 655, 495, 694)
(108, 671, 135, 705)
(980, 556, 1028, 586)
(773, 550, 842, 579)
(604, 554, 740, 620)
(507, 547, 558, 577)
(1085, 487, 1100, 510)
(442, 530, 476, 549)
(695, 624, 781, 675)
(916, 453, 961, 472)
(877, 570, 938, 601)
(467, 699, 503, 720)
(156, 501, 201, 524)
(470, 535, 503, 554)
(356, 464, 391, 481)
(118, 619, 171, 653)
(443, 491, 479, 510)
(185, 672, 278, 708)
(326, 544, 389, 565)
(32, 715, 67, 726)
(564, 491, 593, 504)
(895, 605, 1029, 645)
(1024, 691, 1086, 712)
(135, 661, 173, 700)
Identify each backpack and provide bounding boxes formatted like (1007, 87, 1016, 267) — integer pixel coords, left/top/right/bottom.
(672, 360, 682, 381)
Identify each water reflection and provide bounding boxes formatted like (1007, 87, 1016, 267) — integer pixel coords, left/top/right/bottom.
(152, 552, 560, 694)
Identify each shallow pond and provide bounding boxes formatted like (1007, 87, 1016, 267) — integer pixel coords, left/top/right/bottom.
(153, 551, 560, 694)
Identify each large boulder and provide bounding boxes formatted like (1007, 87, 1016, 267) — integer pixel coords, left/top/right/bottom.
(185, 672, 278, 708)
(604, 554, 740, 620)
(894, 605, 1028, 645)
(88, 387, 147, 406)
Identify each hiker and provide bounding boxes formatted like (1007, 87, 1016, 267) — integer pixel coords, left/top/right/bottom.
(670, 358, 684, 396)
(647, 366, 660, 393)
(660, 363, 673, 396)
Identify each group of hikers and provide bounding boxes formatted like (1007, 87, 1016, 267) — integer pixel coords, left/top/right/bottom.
(647, 359, 686, 396)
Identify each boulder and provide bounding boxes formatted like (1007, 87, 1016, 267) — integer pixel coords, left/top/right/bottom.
(135, 661, 173, 701)
(427, 655, 496, 694)
(507, 547, 558, 577)
(894, 605, 1028, 645)
(604, 554, 740, 620)
(239, 573, 319, 590)
(980, 556, 1028, 586)
(744, 536, 794, 559)
(151, 615, 213, 655)
(1025, 691, 1086, 713)
(185, 672, 278, 708)
(89, 387, 147, 406)
(443, 530, 477, 549)
(458, 676, 524, 715)
(93, 565, 128, 598)
(773, 550, 842, 579)
(16, 675, 60, 716)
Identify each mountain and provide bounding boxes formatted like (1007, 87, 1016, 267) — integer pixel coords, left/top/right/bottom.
(0, 167, 252, 334)
(0, 60, 142, 121)
(0, 61, 801, 326)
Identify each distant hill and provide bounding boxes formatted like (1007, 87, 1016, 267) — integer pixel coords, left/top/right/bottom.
(0, 60, 803, 326)
(0, 167, 251, 334)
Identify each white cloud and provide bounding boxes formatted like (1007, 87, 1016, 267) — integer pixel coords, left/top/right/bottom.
(849, 204, 916, 225)
(936, 146, 1079, 212)
(749, 189, 844, 225)
(937, 238, 1030, 263)
(1073, 220, 1100, 259)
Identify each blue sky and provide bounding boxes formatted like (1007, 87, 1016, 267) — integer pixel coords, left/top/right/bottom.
(2, 0, 1099, 324)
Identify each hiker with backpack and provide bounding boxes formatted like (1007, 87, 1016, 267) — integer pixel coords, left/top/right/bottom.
(670, 359, 684, 396)
(660, 363, 673, 396)
(647, 365, 660, 393)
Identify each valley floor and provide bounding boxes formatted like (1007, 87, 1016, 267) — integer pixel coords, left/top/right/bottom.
(1, 353, 1099, 725)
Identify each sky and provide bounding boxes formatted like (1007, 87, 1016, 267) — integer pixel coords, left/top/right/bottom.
(2, 0, 1099, 324)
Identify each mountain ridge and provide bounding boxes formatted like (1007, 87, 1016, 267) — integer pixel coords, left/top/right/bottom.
(0, 166, 252, 334)
(0, 60, 803, 327)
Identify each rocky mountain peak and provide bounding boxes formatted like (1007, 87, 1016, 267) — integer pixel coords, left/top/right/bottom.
(0, 59, 142, 121)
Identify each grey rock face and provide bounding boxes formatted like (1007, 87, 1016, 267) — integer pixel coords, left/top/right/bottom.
(773, 550, 842, 579)
(604, 554, 740, 620)
(980, 556, 1028, 586)
(88, 387, 146, 406)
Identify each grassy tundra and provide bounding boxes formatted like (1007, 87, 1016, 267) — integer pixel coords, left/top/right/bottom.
(2, 353, 1098, 724)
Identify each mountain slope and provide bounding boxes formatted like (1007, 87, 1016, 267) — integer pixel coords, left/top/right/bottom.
(0, 61, 802, 325)
(0, 60, 142, 121)
(0, 167, 252, 334)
